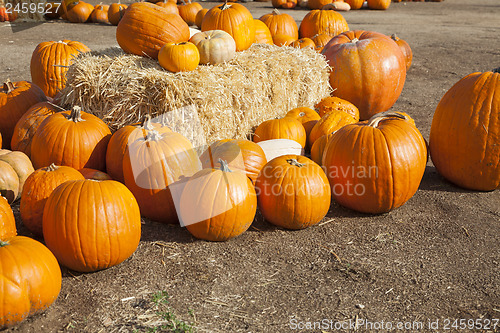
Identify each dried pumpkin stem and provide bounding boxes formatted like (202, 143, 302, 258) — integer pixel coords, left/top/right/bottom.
(273, 8, 280, 15)
(3, 79, 15, 94)
(287, 158, 305, 167)
(218, 158, 232, 172)
(141, 114, 153, 130)
(351, 37, 359, 43)
(146, 130, 162, 142)
(69, 106, 84, 122)
(367, 111, 407, 128)
(221, 0, 230, 10)
(0, 240, 9, 247)
(45, 163, 59, 172)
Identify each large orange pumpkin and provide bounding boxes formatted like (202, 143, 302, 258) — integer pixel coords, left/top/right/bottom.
(429, 70, 500, 191)
(298, 9, 349, 38)
(323, 111, 427, 214)
(30, 106, 111, 171)
(43, 179, 142, 272)
(200, 139, 267, 184)
(30, 40, 90, 98)
(322, 30, 406, 120)
(259, 9, 298, 39)
(255, 155, 331, 229)
(253, 117, 307, 148)
(0, 236, 62, 329)
(0, 80, 47, 149)
(180, 159, 257, 241)
(201, 2, 255, 52)
(116, 2, 190, 59)
(20, 164, 84, 236)
(0, 195, 16, 240)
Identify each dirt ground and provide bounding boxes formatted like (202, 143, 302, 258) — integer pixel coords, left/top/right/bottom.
(1, 0, 500, 332)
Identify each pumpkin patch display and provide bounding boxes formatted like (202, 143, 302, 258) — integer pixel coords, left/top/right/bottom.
(108, 2, 127, 26)
(259, 9, 298, 39)
(0, 80, 47, 149)
(0, 195, 16, 240)
(322, 111, 427, 214)
(189, 30, 236, 65)
(253, 117, 307, 148)
(20, 164, 84, 236)
(429, 70, 500, 191)
(180, 159, 257, 241)
(116, 2, 190, 59)
(200, 139, 267, 183)
(322, 30, 407, 120)
(158, 42, 200, 72)
(0, 236, 62, 329)
(42, 179, 141, 272)
(298, 9, 349, 38)
(30, 40, 91, 98)
(30, 106, 111, 171)
(255, 155, 331, 229)
(201, 1, 255, 52)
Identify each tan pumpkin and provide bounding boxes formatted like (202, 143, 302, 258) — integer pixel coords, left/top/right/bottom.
(0, 150, 35, 200)
(259, 9, 298, 39)
(189, 30, 236, 65)
(253, 117, 307, 148)
(0, 161, 19, 204)
(322, 1, 351, 10)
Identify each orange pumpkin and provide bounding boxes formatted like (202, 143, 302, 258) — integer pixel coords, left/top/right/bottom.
(0, 236, 62, 329)
(367, 0, 390, 9)
(315, 96, 360, 119)
(195, 8, 208, 29)
(429, 70, 500, 191)
(20, 164, 84, 236)
(30, 40, 91, 98)
(65, 0, 94, 23)
(256, 155, 331, 229)
(180, 159, 257, 241)
(253, 19, 274, 45)
(31, 106, 111, 171)
(311, 33, 332, 52)
(310, 131, 336, 165)
(0, 195, 16, 240)
(200, 139, 267, 183)
(0, 80, 47, 149)
(322, 30, 407, 120)
(390, 34, 412, 71)
(259, 9, 298, 39)
(291, 37, 316, 49)
(201, 2, 255, 52)
(79, 168, 112, 180)
(308, 0, 332, 9)
(308, 108, 357, 149)
(177, 0, 202, 26)
(90, 3, 110, 24)
(108, 2, 127, 26)
(156, 1, 179, 15)
(344, 0, 364, 9)
(272, 0, 297, 9)
(285, 107, 321, 144)
(116, 2, 190, 59)
(298, 9, 349, 38)
(323, 111, 427, 213)
(272, 34, 296, 47)
(253, 117, 307, 148)
(43, 179, 142, 272)
(158, 41, 200, 72)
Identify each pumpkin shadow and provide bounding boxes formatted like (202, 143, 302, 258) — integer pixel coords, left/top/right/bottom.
(139, 218, 196, 244)
(418, 165, 473, 193)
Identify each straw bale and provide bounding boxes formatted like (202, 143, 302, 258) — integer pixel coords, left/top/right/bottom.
(59, 43, 332, 147)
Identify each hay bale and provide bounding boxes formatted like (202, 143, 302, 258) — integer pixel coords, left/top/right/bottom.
(59, 44, 332, 146)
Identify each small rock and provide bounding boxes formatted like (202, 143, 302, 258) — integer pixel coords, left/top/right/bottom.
(356, 304, 365, 309)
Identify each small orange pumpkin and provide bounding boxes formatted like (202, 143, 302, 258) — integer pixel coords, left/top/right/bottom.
(308, 108, 358, 149)
(390, 34, 412, 71)
(315, 96, 360, 119)
(285, 107, 321, 143)
(253, 117, 307, 148)
(158, 41, 200, 72)
(108, 2, 127, 26)
(177, 0, 203, 26)
(291, 37, 316, 49)
(0, 195, 16, 239)
(260, 9, 298, 39)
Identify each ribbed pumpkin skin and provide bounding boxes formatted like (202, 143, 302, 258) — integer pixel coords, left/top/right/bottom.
(180, 164, 257, 241)
(322, 30, 406, 120)
(308, 0, 332, 10)
(42, 180, 141, 272)
(200, 139, 267, 184)
(108, 3, 127, 25)
(177, 1, 202, 26)
(201, 2, 255, 52)
(0, 161, 19, 204)
(253, 117, 307, 148)
(256, 155, 331, 229)
(390, 34, 412, 71)
(0, 196, 16, 239)
(30, 40, 90, 98)
(315, 96, 360, 119)
(309, 110, 357, 149)
(10, 102, 59, 157)
(0, 236, 61, 329)
(31, 107, 111, 171)
(116, 2, 190, 59)
(298, 9, 349, 38)
(429, 71, 500, 191)
(311, 33, 332, 52)
(285, 107, 321, 137)
(367, 0, 390, 9)
(344, 0, 364, 9)
(189, 30, 236, 65)
(0, 80, 47, 149)
(259, 9, 298, 39)
(0, 151, 35, 200)
(253, 19, 273, 45)
(323, 112, 427, 214)
(122, 128, 201, 223)
(310, 131, 335, 165)
(156, 1, 179, 15)
(20, 164, 84, 236)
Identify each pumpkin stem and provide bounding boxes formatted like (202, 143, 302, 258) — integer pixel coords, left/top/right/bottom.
(220, 0, 231, 10)
(272, 8, 280, 15)
(0, 240, 9, 247)
(351, 37, 359, 43)
(218, 158, 232, 172)
(146, 130, 162, 142)
(390, 34, 398, 41)
(367, 111, 407, 128)
(141, 114, 154, 131)
(287, 158, 305, 167)
(2, 79, 15, 94)
(45, 163, 59, 172)
(68, 106, 84, 122)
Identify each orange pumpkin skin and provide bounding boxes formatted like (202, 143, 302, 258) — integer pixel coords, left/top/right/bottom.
(311, 33, 332, 52)
(201, 2, 255, 52)
(298, 9, 349, 38)
(322, 30, 407, 120)
(79, 168, 112, 180)
(259, 9, 298, 39)
(0, 80, 47, 149)
(310, 131, 335, 165)
(0, 236, 61, 329)
(390, 34, 412, 71)
(156, 1, 179, 15)
(255, 155, 331, 229)
(31, 106, 111, 171)
(291, 37, 315, 49)
(285, 107, 321, 148)
(30, 40, 90, 98)
(272, 34, 296, 47)
(253, 117, 307, 148)
(10, 102, 59, 157)
(200, 139, 267, 184)
(344, 0, 364, 9)
(0, 195, 16, 239)
(122, 127, 201, 224)
(65, 0, 94, 23)
(315, 96, 360, 119)
(43, 180, 141, 272)
(180, 161, 257, 241)
(108, 3, 127, 26)
(309, 109, 357, 149)
(323, 112, 427, 214)
(272, 0, 297, 9)
(177, 1, 202, 26)
(429, 71, 500, 191)
(90, 4, 110, 24)
(308, 0, 332, 10)
(195, 8, 208, 29)
(253, 19, 274, 45)
(367, 0, 390, 9)
(116, 2, 190, 60)
(20, 164, 84, 236)
(158, 42, 200, 73)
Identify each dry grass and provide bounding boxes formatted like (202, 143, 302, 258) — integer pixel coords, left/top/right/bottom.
(59, 44, 332, 146)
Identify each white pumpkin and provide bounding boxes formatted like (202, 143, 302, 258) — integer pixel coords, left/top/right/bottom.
(189, 30, 236, 65)
(257, 139, 304, 162)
